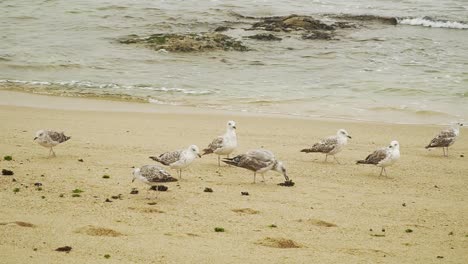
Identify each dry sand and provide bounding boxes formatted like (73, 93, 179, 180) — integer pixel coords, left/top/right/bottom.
(0, 91, 467, 263)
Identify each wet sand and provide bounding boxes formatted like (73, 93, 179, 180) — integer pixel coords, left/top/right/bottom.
(0, 92, 467, 263)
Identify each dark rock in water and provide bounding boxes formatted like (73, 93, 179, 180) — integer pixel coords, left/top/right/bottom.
(130, 188, 139, 194)
(204, 187, 213, 193)
(251, 15, 335, 32)
(119, 33, 249, 52)
(241, 191, 249, 196)
(150, 185, 168, 191)
(214, 26, 230, 32)
(2, 169, 14, 176)
(302, 31, 334, 40)
(55, 246, 72, 253)
(278, 180, 295, 187)
(328, 14, 398, 25)
(247, 33, 282, 41)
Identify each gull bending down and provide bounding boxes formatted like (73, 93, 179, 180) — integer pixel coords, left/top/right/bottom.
(223, 149, 289, 183)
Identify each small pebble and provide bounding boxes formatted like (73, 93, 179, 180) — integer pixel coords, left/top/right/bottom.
(130, 188, 139, 195)
(105, 198, 112, 203)
(241, 192, 249, 196)
(402, 203, 406, 207)
(34, 182, 42, 187)
(437, 256, 444, 259)
(78, 159, 84, 162)
(204, 187, 213, 193)
(460, 154, 464, 158)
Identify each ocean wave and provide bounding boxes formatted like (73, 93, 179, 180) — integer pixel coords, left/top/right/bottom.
(397, 17, 468, 29)
(0, 79, 214, 95)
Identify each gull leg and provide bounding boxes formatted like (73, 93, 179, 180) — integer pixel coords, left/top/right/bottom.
(379, 167, 383, 176)
(442, 147, 446, 157)
(48, 148, 52, 157)
(383, 168, 388, 177)
(218, 155, 221, 167)
(324, 155, 328, 162)
(333, 155, 341, 164)
(261, 174, 265, 183)
(253, 173, 256, 183)
(51, 147, 56, 157)
(446, 147, 449, 157)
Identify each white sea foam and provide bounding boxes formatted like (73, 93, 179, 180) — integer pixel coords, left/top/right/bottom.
(398, 17, 468, 29)
(0, 79, 213, 95)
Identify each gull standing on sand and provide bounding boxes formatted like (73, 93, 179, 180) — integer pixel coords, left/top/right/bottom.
(202, 120, 238, 166)
(300, 129, 351, 164)
(132, 165, 177, 198)
(34, 130, 71, 157)
(223, 149, 289, 183)
(149, 145, 201, 179)
(425, 123, 463, 157)
(357, 140, 400, 176)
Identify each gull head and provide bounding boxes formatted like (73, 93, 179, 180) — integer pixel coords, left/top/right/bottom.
(454, 122, 463, 128)
(274, 161, 289, 181)
(337, 129, 352, 139)
(34, 130, 45, 141)
(227, 120, 237, 130)
(132, 168, 141, 183)
(389, 140, 399, 150)
(189, 145, 201, 158)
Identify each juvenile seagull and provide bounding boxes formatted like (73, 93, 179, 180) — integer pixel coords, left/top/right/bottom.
(425, 123, 463, 157)
(222, 149, 289, 183)
(357, 140, 400, 176)
(149, 145, 201, 179)
(202, 120, 238, 166)
(132, 165, 177, 198)
(34, 130, 71, 157)
(301, 129, 351, 164)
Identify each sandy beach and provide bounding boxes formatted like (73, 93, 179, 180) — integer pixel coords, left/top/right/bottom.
(0, 91, 467, 263)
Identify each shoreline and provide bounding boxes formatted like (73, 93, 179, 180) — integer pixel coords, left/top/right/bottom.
(0, 93, 467, 263)
(0, 89, 458, 126)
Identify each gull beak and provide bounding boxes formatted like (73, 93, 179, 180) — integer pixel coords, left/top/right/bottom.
(198, 154, 201, 158)
(233, 126, 236, 129)
(34, 137, 38, 141)
(347, 135, 352, 139)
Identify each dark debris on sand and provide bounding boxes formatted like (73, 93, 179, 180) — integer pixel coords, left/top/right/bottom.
(278, 180, 295, 187)
(2, 169, 14, 176)
(55, 246, 72, 253)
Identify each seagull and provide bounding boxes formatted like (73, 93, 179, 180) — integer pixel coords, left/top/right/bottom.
(33, 130, 71, 157)
(202, 120, 238, 166)
(425, 123, 463, 156)
(149, 145, 201, 179)
(132, 165, 177, 198)
(222, 149, 289, 183)
(357, 140, 400, 176)
(301, 129, 351, 164)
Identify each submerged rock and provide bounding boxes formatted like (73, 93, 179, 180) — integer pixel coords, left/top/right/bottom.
(329, 14, 398, 25)
(119, 33, 248, 52)
(247, 33, 282, 41)
(250, 15, 335, 32)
